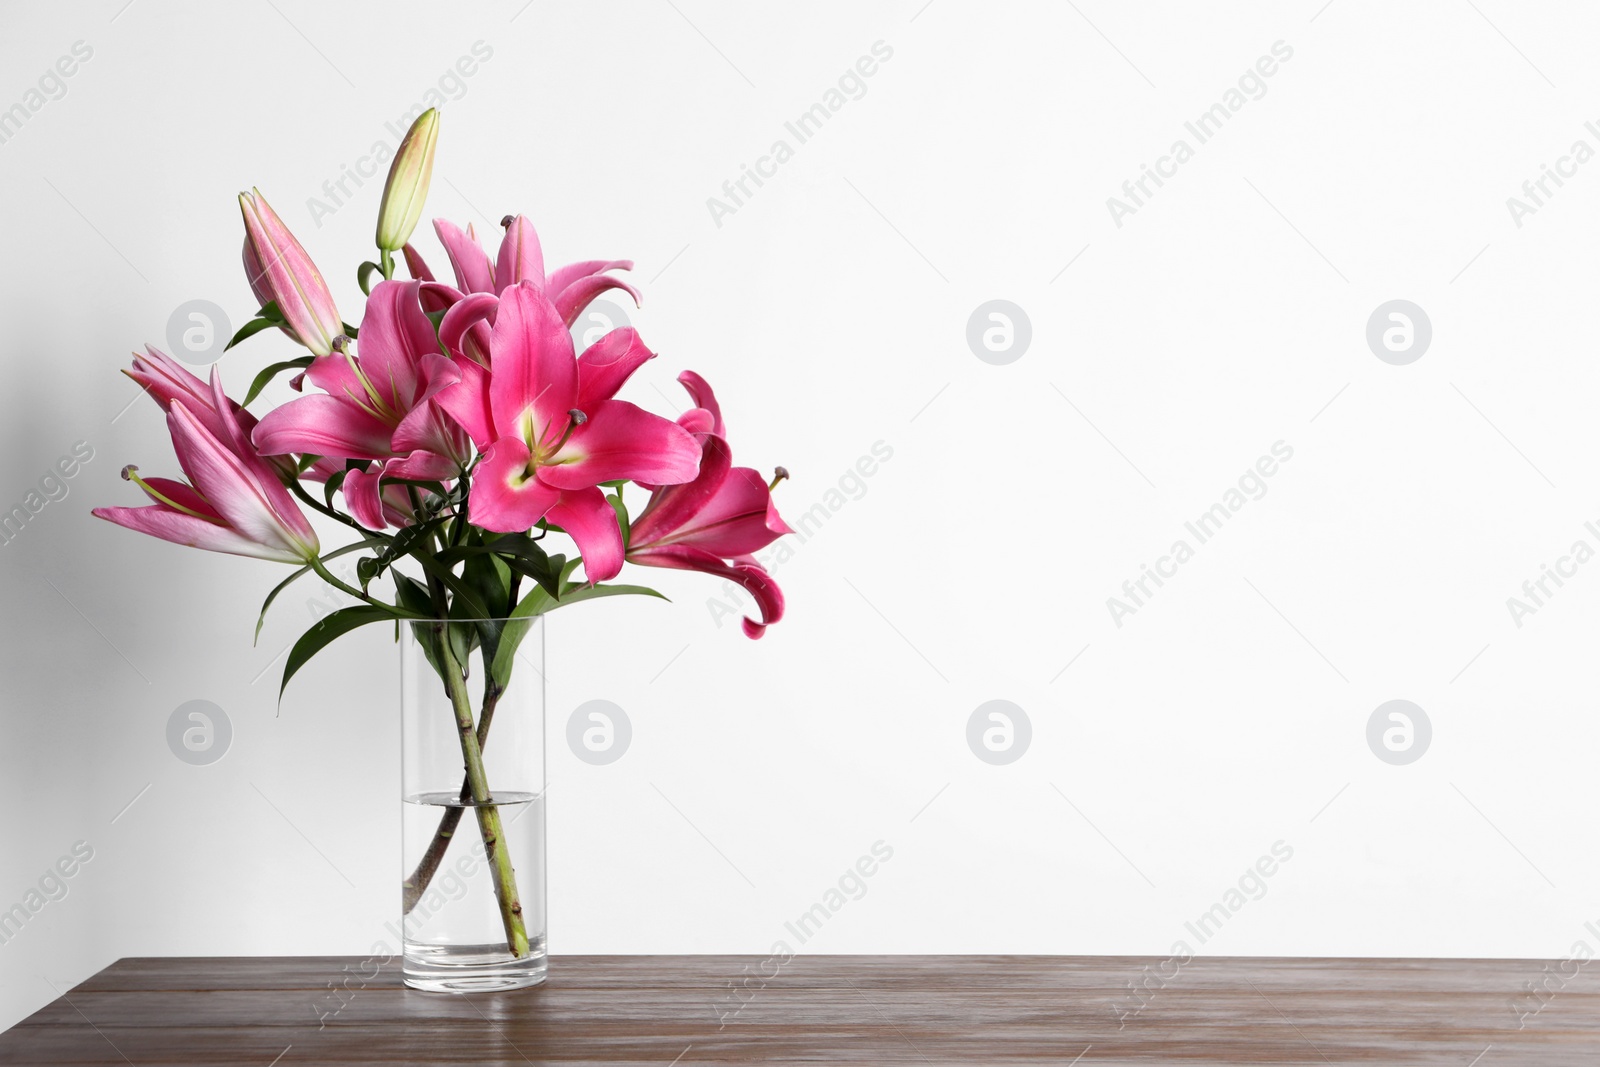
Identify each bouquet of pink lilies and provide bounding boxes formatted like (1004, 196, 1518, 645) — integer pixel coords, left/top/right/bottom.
(95, 109, 791, 697)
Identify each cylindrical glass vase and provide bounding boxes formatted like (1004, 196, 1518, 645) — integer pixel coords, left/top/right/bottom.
(400, 616, 547, 992)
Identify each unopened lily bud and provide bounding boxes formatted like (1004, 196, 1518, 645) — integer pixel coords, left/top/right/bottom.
(239, 189, 342, 357)
(376, 109, 440, 252)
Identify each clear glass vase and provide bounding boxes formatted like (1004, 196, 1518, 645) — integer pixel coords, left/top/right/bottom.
(400, 616, 547, 992)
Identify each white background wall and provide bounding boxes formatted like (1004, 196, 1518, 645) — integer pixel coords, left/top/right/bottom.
(4, 0, 1599, 1032)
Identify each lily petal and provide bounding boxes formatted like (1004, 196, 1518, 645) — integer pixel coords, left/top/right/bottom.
(547, 486, 624, 583)
(128, 345, 260, 443)
(668, 465, 792, 557)
(133, 476, 222, 519)
(434, 357, 495, 450)
(488, 282, 577, 446)
(575, 328, 654, 412)
(541, 399, 700, 490)
(356, 280, 436, 410)
(253, 393, 397, 460)
(390, 353, 468, 458)
(92, 504, 309, 563)
(547, 259, 633, 296)
(402, 243, 436, 283)
(434, 218, 495, 295)
(342, 463, 389, 530)
(629, 545, 784, 638)
(676, 408, 716, 436)
(205, 367, 256, 460)
(677, 370, 726, 437)
(439, 292, 499, 364)
(629, 434, 732, 548)
(417, 279, 461, 315)
(495, 215, 546, 293)
(303, 351, 367, 403)
(552, 272, 641, 327)
(468, 438, 560, 532)
(385, 450, 458, 481)
(169, 402, 317, 557)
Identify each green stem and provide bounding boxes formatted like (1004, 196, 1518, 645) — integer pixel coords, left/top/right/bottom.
(306, 556, 423, 617)
(437, 628, 528, 958)
(401, 678, 504, 914)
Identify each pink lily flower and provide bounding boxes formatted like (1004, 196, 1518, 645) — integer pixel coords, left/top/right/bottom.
(239, 189, 344, 357)
(627, 373, 791, 638)
(123, 344, 298, 481)
(404, 214, 640, 366)
(126, 344, 251, 433)
(252, 280, 469, 526)
(436, 282, 699, 581)
(93, 371, 320, 564)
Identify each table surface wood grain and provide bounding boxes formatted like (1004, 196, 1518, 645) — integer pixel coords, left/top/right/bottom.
(3, 954, 1598, 1065)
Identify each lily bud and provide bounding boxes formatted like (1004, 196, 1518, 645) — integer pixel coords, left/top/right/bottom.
(239, 189, 342, 357)
(376, 108, 440, 252)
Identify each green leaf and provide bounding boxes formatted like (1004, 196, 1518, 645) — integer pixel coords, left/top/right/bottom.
(463, 550, 513, 618)
(394, 573, 437, 615)
(322, 468, 349, 509)
(359, 513, 453, 585)
(445, 612, 476, 671)
(393, 574, 446, 682)
(224, 316, 281, 353)
(434, 534, 561, 600)
(358, 261, 382, 296)
(224, 302, 286, 352)
(562, 582, 668, 606)
(608, 490, 630, 550)
(411, 552, 491, 619)
(555, 556, 583, 593)
(341, 321, 360, 339)
(461, 550, 513, 669)
(280, 606, 397, 700)
(489, 582, 668, 691)
(242, 357, 314, 405)
(499, 553, 562, 600)
(489, 589, 549, 692)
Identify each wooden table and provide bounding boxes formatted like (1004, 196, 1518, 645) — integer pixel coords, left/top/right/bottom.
(4, 955, 1598, 1064)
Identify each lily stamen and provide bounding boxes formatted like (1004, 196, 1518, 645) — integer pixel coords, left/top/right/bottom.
(336, 343, 403, 425)
(121, 465, 225, 525)
(553, 408, 587, 453)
